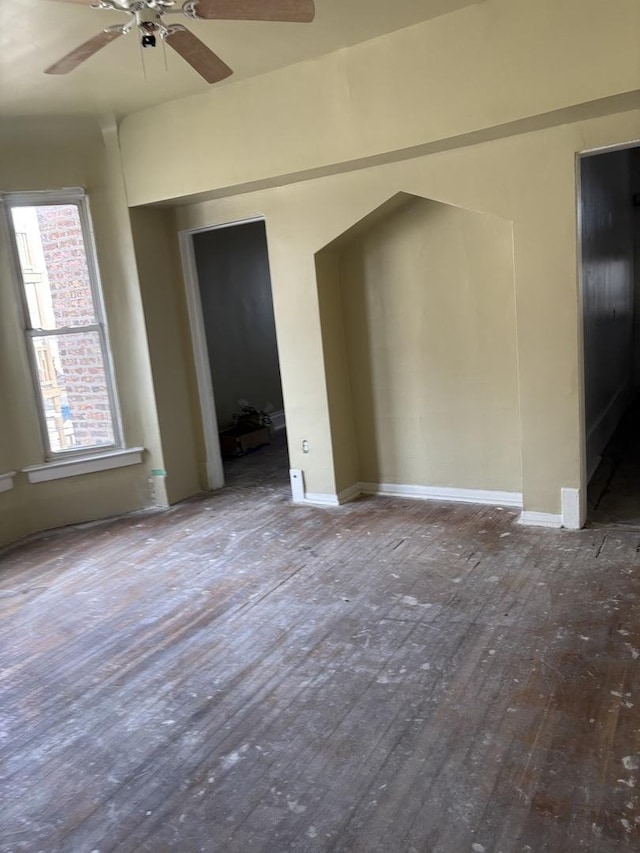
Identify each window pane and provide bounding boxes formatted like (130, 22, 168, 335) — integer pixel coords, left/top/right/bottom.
(32, 332, 115, 452)
(11, 205, 97, 329)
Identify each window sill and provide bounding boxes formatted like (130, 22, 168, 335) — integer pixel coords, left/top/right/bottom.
(23, 447, 145, 484)
(0, 472, 16, 493)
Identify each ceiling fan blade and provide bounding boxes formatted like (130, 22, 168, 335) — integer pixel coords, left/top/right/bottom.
(44, 0, 134, 5)
(189, 0, 315, 23)
(165, 28, 233, 83)
(44, 29, 123, 74)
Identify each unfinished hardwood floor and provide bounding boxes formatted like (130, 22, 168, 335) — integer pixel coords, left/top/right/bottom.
(1, 449, 640, 852)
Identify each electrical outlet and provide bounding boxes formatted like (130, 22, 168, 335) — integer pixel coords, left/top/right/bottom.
(302, 439, 310, 453)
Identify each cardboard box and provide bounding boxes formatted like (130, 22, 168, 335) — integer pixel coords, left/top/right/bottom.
(219, 426, 270, 458)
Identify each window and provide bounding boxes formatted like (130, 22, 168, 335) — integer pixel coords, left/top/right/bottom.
(3, 189, 122, 457)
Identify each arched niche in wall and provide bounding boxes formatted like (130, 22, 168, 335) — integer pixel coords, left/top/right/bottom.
(314, 192, 522, 497)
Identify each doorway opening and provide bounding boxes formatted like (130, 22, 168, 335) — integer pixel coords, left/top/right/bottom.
(181, 218, 289, 494)
(580, 144, 640, 527)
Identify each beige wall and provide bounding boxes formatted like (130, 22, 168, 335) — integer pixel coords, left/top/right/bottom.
(119, 0, 640, 207)
(0, 117, 166, 547)
(129, 206, 201, 504)
(318, 195, 520, 494)
(169, 109, 640, 516)
(117, 0, 640, 521)
(315, 248, 360, 494)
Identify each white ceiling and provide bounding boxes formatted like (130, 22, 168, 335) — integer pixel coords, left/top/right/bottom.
(0, 0, 479, 118)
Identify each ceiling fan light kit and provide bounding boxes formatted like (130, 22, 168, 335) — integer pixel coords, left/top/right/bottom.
(44, 0, 316, 82)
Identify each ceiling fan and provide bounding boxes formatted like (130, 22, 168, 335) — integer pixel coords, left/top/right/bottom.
(44, 0, 316, 83)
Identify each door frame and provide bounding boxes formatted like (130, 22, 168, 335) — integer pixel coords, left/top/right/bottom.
(178, 215, 266, 491)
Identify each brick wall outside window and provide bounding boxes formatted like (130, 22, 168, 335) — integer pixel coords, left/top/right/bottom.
(36, 206, 114, 448)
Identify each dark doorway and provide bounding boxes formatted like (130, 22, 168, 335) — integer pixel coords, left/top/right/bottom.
(588, 398, 640, 526)
(192, 219, 289, 487)
(581, 147, 640, 526)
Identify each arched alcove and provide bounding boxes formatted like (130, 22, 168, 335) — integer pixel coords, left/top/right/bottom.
(315, 192, 522, 499)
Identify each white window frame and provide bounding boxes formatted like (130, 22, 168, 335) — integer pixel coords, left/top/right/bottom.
(1, 188, 124, 460)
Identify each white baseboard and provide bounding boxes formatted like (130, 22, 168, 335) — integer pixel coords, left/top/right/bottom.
(337, 483, 362, 504)
(270, 409, 286, 432)
(293, 474, 583, 530)
(518, 511, 563, 528)
(359, 482, 523, 508)
(0, 471, 16, 494)
(561, 487, 582, 530)
(289, 469, 305, 502)
(296, 481, 523, 509)
(518, 487, 583, 529)
(152, 473, 169, 508)
(289, 469, 341, 507)
(302, 492, 340, 507)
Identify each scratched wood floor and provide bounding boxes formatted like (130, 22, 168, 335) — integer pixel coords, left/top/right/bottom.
(1, 439, 640, 852)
